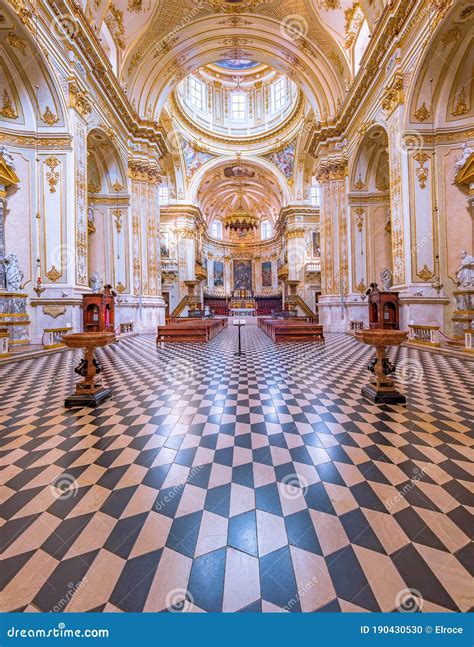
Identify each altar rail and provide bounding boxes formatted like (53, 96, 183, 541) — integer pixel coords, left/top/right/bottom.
(42, 327, 72, 350)
(408, 324, 440, 347)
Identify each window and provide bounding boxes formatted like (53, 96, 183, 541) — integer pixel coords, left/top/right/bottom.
(211, 220, 222, 240)
(189, 77, 203, 110)
(231, 93, 246, 120)
(158, 186, 169, 205)
(261, 220, 272, 240)
(311, 182, 321, 207)
(272, 78, 285, 111)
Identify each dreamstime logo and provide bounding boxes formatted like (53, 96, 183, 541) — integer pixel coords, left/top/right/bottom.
(50, 244, 76, 275)
(394, 358, 423, 385)
(49, 473, 78, 500)
(280, 473, 309, 499)
(51, 15, 79, 42)
(395, 588, 424, 612)
(280, 15, 308, 41)
(394, 130, 424, 155)
(164, 359, 196, 385)
(165, 588, 194, 612)
(286, 246, 306, 268)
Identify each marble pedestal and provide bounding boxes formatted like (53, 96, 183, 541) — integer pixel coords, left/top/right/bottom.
(0, 292, 30, 347)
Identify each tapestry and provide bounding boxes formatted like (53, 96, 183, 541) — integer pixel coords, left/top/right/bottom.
(233, 260, 252, 290)
(213, 260, 224, 287)
(261, 261, 272, 287)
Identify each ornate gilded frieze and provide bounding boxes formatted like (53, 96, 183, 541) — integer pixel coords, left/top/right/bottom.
(315, 159, 348, 183)
(286, 228, 305, 239)
(381, 75, 404, 116)
(68, 81, 92, 118)
(128, 159, 162, 184)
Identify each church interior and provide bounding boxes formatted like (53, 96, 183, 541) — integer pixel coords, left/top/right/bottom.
(0, 0, 472, 616)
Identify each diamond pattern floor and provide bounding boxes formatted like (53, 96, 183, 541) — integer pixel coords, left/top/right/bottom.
(0, 327, 472, 613)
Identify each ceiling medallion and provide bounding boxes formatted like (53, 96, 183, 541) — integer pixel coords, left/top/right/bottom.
(206, 0, 271, 12)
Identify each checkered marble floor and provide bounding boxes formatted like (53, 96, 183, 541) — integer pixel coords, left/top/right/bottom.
(0, 328, 472, 613)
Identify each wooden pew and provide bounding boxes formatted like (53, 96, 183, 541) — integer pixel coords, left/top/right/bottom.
(259, 318, 324, 343)
(157, 318, 227, 343)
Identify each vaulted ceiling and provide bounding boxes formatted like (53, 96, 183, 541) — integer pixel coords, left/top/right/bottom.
(81, 0, 384, 123)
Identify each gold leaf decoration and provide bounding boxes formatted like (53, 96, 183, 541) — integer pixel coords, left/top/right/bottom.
(452, 87, 469, 117)
(44, 156, 60, 193)
(41, 106, 59, 126)
(413, 152, 430, 189)
(417, 265, 434, 282)
(46, 265, 62, 282)
(0, 89, 18, 119)
(414, 102, 430, 122)
(6, 32, 27, 55)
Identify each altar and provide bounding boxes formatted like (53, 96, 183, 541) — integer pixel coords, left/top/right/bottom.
(229, 298, 257, 316)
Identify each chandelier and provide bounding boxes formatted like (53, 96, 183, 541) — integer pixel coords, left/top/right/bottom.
(222, 206, 259, 233)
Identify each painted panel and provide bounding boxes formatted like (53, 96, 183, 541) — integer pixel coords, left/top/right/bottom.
(233, 259, 252, 290)
(261, 261, 272, 287)
(213, 260, 224, 287)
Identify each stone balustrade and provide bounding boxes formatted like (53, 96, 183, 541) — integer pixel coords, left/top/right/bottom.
(408, 324, 440, 347)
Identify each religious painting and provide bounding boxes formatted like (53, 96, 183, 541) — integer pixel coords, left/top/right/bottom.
(213, 260, 224, 287)
(181, 137, 215, 179)
(160, 231, 170, 258)
(261, 261, 272, 287)
(233, 260, 252, 291)
(312, 231, 321, 257)
(265, 140, 296, 181)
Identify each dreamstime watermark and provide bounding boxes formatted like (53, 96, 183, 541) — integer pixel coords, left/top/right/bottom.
(280, 473, 309, 500)
(154, 463, 204, 511)
(164, 359, 196, 384)
(165, 588, 194, 612)
(51, 14, 79, 43)
(395, 587, 424, 612)
(42, 370, 67, 394)
(52, 578, 88, 613)
(49, 473, 78, 500)
(50, 243, 76, 276)
(280, 15, 308, 41)
(394, 358, 424, 385)
(384, 463, 433, 512)
(284, 575, 318, 611)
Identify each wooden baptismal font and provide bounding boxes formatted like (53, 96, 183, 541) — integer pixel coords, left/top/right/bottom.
(62, 332, 116, 407)
(355, 329, 408, 404)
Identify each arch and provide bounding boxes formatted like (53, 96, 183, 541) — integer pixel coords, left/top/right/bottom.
(405, 2, 473, 130)
(124, 16, 348, 123)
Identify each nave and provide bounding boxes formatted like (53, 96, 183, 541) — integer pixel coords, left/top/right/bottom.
(1, 330, 472, 613)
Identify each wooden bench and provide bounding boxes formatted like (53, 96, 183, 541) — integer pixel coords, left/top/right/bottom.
(259, 318, 324, 343)
(157, 318, 227, 343)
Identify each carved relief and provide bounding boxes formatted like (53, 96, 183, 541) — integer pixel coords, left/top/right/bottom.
(41, 106, 59, 126)
(413, 152, 430, 189)
(0, 89, 17, 119)
(44, 156, 60, 193)
(414, 102, 430, 122)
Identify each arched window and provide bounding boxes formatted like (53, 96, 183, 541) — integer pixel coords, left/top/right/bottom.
(354, 20, 370, 75)
(231, 93, 246, 121)
(158, 186, 169, 205)
(261, 220, 272, 240)
(212, 220, 223, 240)
(189, 77, 204, 111)
(311, 181, 321, 207)
(272, 78, 285, 112)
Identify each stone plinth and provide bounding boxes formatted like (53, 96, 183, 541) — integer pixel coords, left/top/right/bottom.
(0, 292, 30, 347)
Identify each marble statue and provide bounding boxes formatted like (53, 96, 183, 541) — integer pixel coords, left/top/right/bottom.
(4, 253, 23, 291)
(381, 268, 393, 291)
(455, 143, 473, 174)
(0, 145, 15, 169)
(89, 271, 102, 293)
(456, 250, 474, 289)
